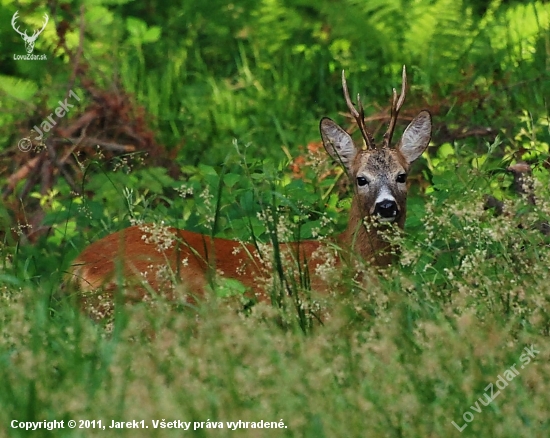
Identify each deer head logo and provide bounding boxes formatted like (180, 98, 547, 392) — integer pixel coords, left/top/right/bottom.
(11, 11, 49, 54)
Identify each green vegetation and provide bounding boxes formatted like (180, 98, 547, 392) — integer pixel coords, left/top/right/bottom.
(1, 0, 549, 436)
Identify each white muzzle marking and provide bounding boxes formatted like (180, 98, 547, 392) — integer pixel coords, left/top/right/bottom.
(373, 187, 398, 222)
(375, 187, 395, 206)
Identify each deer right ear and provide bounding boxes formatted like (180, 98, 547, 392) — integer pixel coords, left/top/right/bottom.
(320, 118, 357, 173)
(398, 110, 432, 164)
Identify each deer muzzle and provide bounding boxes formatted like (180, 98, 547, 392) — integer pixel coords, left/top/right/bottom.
(374, 199, 399, 223)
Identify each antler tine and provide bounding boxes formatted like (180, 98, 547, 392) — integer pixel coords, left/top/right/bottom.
(30, 13, 49, 38)
(382, 65, 408, 148)
(341, 70, 375, 149)
(11, 11, 26, 37)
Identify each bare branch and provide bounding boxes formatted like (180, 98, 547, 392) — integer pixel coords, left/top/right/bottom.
(59, 137, 136, 153)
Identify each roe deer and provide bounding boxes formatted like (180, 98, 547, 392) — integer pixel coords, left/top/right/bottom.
(68, 67, 431, 316)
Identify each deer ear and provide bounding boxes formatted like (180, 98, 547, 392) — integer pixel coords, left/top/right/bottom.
(320, 118, 357, 173)
(398, 110, 432, 164)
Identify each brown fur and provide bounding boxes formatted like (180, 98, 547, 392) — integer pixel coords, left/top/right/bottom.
(70, 226, 329, 300)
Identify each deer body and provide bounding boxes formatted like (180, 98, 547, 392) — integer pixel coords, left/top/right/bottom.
(69, 68, 431, 312)
(71, 226, 327, 300)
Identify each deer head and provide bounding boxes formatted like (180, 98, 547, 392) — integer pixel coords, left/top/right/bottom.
(320, 66, 431, 240)
(11, 11, 49, 54)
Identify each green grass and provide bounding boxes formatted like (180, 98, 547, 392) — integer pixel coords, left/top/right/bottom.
(2, 144, 550, 437)
(1, 258, 549, 437)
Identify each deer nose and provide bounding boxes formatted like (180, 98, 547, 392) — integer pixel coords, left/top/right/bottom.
(374, 199, 398, 220)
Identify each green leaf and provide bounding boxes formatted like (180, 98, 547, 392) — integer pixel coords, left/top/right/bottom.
(224, 173, 242, 188)
(143, 26, 161, 44)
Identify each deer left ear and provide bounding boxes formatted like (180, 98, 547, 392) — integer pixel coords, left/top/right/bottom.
(398, 110, 432, 164)
(320, 117, 357, 174)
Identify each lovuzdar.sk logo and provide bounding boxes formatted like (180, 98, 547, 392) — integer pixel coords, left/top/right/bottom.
(12, 10, 48, 61)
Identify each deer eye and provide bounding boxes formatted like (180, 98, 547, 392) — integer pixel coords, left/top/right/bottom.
(396, 173, 407, 183)
(356, 176, 369, 187)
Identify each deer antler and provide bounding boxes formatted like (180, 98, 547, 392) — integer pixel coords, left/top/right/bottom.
(11, 11, 27, 38)
(11, 11, 48, 39)
(341, 70, 375, 150)
(382, 66, 407, 148)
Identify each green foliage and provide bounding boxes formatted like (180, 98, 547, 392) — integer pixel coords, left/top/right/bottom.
(4, 0, 550, 162)
(0, 258, 549, 437)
